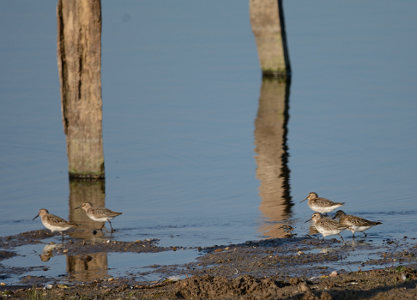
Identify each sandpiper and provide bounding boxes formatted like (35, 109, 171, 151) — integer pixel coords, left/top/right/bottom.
(33, 209, 75, 240)
(76, 202, 122, 233)
(333, 210, 382, 238)
(306, 212, 348, 241)
(301, 192, 344, 214)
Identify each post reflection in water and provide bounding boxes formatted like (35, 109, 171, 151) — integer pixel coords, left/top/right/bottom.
(67, 253, 108, 281)
(66, 180, 108, 280)
(254, 79, 293, 238)
(68, 179, 106, 239)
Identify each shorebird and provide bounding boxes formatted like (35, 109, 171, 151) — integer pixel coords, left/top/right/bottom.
(76, 202, 122, 233)
(33, 209, 75, 240)
(306, 212, 348, 241)
(301, 192, 344, 214)
(333, 210, 382, 238)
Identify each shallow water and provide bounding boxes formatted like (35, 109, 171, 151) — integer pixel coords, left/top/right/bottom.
(0, 1, 417, 284)
(1, 241, 199, 284)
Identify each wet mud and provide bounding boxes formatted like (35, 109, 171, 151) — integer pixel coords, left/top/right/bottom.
(0, 230, 416, 299)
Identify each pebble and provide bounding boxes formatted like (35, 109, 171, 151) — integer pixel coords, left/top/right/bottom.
(167, 276, 181, 282)
(329, 271, 338, 277)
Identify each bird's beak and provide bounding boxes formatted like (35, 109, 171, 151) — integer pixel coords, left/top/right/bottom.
(300, 197, 308, 203)
(74, 206, 80, 209)
(304, 217, 312, 223)
(32, 213, 39, 221)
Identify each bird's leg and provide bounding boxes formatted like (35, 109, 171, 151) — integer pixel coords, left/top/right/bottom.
(352, 232, 355, 239)
(61, 232, 64, 241)
(362, 232, 367, 238)
(338, 234, 344, 242)
(108, 220, 114, 233)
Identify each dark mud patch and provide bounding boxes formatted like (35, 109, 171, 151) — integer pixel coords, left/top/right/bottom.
(0, 250, 16, 261)
(51, 238, 172, 256)
(189, 237, 348, 278)
(0, 230, 54, 249)
(177, 236, 417, 279)
(0, 264, 48, 283)
(146, 237, 395, 280)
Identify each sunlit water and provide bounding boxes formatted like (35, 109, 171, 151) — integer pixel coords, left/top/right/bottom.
(0, 1, 416, 285)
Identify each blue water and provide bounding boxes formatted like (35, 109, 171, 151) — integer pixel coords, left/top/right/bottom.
(0, 0, 416, 284)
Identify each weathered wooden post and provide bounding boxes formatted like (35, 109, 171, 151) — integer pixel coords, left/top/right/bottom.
(255, 79, 292, 238)
(249, 0, 291, 80)
(57, 0, 105, 179)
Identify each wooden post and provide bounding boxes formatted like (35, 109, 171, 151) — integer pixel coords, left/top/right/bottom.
(57, 0, 105, 179)
(249, 0, 291, 80)
(255, 79, 292, 238)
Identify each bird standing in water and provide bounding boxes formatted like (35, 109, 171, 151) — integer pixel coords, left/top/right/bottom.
(333, 210, 382, 238)
(306, 212, 348, 241)
(76, 202, 122, 233)
(301, 192, 344, 214)
(33, 208, 75, 240)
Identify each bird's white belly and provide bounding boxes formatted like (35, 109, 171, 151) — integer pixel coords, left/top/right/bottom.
(350, 225, 371, 233)
(316, 227, 341, 237)
(310, 204, 342, 213)
(42, 220, 70, 232)
(87, 214, 108, 222)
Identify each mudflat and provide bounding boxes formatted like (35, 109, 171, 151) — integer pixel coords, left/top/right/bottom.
(0, 230, 416, 299)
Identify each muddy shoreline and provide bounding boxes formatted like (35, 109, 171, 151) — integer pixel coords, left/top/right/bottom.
(0, 230, 416, 299)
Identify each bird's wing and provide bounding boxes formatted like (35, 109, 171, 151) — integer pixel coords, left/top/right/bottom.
(46, 214, 72, 226)
(93, 207, 122, 218)
(316, 197, 343, 206)
(350, 215, 381, 226)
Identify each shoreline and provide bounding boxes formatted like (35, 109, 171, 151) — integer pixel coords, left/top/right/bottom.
(0, 230, 416, 299)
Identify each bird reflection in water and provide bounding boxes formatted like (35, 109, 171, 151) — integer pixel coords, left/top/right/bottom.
(39, 243, 63, 262)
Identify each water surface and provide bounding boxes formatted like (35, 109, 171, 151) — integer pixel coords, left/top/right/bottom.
(0, 0, 416, 284)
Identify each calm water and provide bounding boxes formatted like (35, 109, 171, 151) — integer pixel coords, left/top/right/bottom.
(1, 1, 417, 284)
